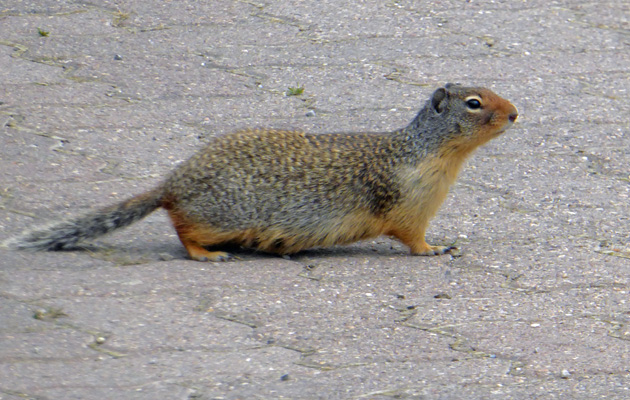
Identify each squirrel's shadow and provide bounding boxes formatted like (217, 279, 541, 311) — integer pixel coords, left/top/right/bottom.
(70, 239, 411, 264)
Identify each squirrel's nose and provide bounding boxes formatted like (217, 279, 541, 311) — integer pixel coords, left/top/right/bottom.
(508, 112, 518, 123)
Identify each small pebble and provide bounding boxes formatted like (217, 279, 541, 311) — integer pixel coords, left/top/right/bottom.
(280, 374, 290, 381)
(158, 253, 175, 261)
(305, 110, 316, 117)
(114, 54, 123, 60)
(560, 369, 571, 379)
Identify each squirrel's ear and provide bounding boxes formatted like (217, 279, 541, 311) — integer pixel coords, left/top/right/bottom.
(431, 87, 448, 114)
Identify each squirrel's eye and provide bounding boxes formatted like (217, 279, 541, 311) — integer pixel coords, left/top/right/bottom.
(466, 98, 482, 109)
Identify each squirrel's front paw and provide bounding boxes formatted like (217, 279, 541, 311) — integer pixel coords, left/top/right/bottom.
(411, 244, 456, 256)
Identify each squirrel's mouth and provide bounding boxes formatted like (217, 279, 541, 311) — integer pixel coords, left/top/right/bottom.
(492, 123, 512, 136)
(499, 118, 516, 132)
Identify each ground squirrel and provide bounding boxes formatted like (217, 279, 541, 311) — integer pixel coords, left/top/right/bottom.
(4, 84, 518, 261)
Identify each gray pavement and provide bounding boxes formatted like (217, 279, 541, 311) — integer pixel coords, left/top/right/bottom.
(1, 0, 629, 399)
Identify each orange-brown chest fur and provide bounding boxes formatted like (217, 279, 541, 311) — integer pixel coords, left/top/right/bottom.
(384, 136, 477, 229)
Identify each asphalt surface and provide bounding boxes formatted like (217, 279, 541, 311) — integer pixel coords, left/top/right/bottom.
(1, 1, 629, 399)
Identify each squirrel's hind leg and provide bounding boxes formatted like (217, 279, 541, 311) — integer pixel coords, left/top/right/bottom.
(166, 210, 233, 262)
(179, 238, 232, 262)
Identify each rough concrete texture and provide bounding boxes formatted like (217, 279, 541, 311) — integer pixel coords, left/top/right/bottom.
(1, 0, 629, 399)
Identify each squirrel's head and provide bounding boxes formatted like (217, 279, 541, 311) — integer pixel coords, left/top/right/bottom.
(425, 83, 518, 151)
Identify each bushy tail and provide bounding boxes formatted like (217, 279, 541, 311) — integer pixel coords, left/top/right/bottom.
(3, 189, 163, 251)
